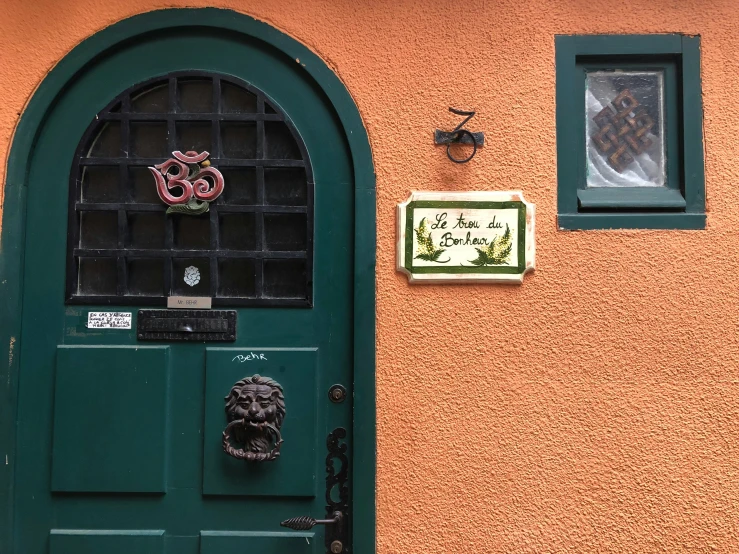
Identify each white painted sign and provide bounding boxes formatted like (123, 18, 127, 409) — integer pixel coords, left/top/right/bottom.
(87, 312, 132, 329)
(397, 191, 535, 284)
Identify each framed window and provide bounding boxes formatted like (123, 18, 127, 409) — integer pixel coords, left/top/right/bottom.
(66, 72, 314, 306)
(555, 35, 705, 229)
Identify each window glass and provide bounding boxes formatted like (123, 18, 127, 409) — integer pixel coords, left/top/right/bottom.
(131, 82, 168, 113)
(586, 70, 665, 187)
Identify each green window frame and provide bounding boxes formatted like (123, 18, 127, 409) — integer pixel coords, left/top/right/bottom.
(555, 34, 705, 230)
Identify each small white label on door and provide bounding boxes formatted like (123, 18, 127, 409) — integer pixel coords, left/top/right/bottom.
(167, 296, 212, 309)
(87, 312, 132, 329)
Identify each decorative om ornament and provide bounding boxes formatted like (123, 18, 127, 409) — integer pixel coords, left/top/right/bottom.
(222, 375, 285, 462)
(148, 150, 224, 215)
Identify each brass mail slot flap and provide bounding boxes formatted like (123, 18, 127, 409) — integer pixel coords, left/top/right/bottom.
(137, 310, 237, 341)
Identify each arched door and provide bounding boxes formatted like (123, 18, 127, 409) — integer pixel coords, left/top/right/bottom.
(9, 10, 372, 554)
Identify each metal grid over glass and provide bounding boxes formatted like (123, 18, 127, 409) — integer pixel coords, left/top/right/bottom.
(66, 72, 314, 307)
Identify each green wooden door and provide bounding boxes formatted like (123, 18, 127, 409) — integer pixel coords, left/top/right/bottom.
(13, 24, 355, 554)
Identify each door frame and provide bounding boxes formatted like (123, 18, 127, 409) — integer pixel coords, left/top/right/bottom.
(0, 8, 376, 553)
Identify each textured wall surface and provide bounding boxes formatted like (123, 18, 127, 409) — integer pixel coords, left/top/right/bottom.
(3, 0, 739, 552)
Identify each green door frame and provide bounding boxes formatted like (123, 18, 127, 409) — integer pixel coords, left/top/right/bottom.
(0, 8, 376, 553)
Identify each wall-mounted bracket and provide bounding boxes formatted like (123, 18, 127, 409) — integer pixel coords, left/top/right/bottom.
(434, 107, 484, 163)
(434, 129, 485, 146)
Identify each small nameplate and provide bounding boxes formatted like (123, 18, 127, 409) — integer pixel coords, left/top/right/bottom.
(167, 296, 212, 309)
(87, 312, 132, 329)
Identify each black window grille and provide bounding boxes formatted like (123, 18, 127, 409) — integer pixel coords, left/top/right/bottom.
(66, 72, 314, 307)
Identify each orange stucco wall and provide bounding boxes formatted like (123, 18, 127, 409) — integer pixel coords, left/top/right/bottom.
(3, 0, 739, 552)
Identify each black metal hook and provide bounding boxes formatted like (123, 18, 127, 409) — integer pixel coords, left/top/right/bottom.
(449, 107, 476, 132)
(434, 107, 484, 164)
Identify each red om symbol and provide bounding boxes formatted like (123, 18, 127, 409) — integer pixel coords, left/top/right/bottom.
(148, 150, 224, 206)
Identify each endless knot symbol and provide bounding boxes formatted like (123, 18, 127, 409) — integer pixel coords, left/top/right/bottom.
(591, 89, 655, 173)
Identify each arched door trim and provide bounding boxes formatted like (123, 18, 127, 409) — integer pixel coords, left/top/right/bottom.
(0, 8, 376, 553)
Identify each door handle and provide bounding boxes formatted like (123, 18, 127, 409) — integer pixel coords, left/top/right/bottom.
(278, 428, 349, 553)
(280, 510, 343, 531)
(281, 512, 344, 553)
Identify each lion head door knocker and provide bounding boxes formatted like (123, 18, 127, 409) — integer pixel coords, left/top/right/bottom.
(148, 150, 224, 216)
(222, 375, 285, 462)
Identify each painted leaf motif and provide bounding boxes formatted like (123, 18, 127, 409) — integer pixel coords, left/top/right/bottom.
(467, 224, 513, 266)
(413, 217, 449, 263)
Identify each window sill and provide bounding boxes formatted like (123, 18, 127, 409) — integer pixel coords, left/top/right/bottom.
(577, 187, 686, 209)
(558, 213, 705, 230)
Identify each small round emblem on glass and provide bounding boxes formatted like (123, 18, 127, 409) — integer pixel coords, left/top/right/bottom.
(184, 266, 201, 287)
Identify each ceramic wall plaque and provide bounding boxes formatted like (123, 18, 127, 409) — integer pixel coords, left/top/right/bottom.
(397, 191, 535, 284)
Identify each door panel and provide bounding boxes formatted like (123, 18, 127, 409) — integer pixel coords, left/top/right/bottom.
(13, 24, 354, 554)
(203, 348, 317, 496)
(51, 346, 170, 493)
(49, 530, 165, 554)
(199, 530, 314, 554)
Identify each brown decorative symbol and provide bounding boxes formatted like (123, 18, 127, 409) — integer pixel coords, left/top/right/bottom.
(222, 375, 285, 462)
(149, 150, 224, 215)
(591, 89, 655, 173)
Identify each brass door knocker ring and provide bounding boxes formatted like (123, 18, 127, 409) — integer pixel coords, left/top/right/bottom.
(222, 374, 285, 462)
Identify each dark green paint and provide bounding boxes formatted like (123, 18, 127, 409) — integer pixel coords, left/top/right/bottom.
(555, 34, 706, 230)
(52, 346, 170, 493)
(557, 213, 706, 230)
(577, 187, 686, 209)
(0, 8, 376, 554)
(410, 201, 524, 209)
(20, 38, 350, 550)
(50, 530, 165, 554)
(680, 36, 707, 215)
(203, 348, 317, 497)
(200, 531, 314, 554)
(408, 265, 523, 274)
(565, 34, 683, 55)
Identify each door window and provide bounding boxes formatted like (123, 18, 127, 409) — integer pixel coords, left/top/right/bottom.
(67, 72, 314, 306)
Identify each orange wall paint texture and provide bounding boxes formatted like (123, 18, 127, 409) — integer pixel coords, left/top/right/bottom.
(2, 0, 739, 552)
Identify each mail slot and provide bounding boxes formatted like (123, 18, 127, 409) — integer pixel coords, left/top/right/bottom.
(137, 310, 237, 341)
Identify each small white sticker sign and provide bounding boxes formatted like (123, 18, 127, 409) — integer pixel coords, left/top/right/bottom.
(87, 312, 132, 329)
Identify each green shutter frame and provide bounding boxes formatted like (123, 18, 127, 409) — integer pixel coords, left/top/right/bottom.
(555, 34, 706, 230)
